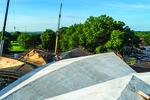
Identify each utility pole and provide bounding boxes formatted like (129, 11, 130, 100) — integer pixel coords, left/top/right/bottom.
(54, 3, 62, 55)
(0, 0, 10, 56)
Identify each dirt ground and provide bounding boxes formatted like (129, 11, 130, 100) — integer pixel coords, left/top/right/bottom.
(131, 62, 150, 73)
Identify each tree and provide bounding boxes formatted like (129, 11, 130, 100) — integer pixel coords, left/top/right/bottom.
(144, 34, 150, 45)
(135, 31, 150, 46)
(40, 29, 56, 51)
(60, 27, 69, 51)
(96, 45, 105, 53)
(105, 30, 124, 51)
(0, 31, 11, 53)
(11, 31, 21, 41)
(17, 32, 32, 49)
(60, 14, 140, 54)
(30, 33, 41, 48)
(137, 32, 150, 45)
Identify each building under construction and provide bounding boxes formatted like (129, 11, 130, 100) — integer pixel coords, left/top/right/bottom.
(0, 52, 150, 100)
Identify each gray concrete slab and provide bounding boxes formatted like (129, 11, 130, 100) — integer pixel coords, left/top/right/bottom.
(118, 75, 150, 100)
(47, 73, 150, 100)
(0, 52, 135, 100)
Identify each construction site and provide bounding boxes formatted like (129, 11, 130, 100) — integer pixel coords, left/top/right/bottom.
(1, 0, 150, 100)
(0, 52, 150, 100)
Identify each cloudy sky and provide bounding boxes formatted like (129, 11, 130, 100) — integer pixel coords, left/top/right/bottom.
(0, 0, 150, 31)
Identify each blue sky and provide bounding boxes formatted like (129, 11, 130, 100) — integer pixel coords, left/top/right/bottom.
(0, 0, 150, 32)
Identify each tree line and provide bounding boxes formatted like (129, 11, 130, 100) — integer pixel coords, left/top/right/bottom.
(135, 31, 150, 45)
(0, 29, 56, 53)
(1, 15, 142, 54)
(60, 15, 140, 54)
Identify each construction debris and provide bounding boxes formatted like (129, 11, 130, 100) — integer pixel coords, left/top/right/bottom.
(0, 57, 24, 70)
(60, 48, 92, 59)
(19, 49, 55, 66)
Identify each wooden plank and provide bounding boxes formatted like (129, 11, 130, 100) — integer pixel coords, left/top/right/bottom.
(138, 90, 150, 100)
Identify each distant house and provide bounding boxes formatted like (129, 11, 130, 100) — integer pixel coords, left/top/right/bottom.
(60, 48, 92, 59)
(19, 49, 55, 66)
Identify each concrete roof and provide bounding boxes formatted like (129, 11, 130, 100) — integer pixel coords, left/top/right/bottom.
(47, 73, 150, 100)
(60, 48, 91, 59)
(0, 52, 135, 100)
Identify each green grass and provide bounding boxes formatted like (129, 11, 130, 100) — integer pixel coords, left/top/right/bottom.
(9, 41, 26, 52)
(125, 59, 137, 65)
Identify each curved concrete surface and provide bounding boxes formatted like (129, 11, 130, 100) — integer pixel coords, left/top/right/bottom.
(0, 52, 135, 100)
(47, 73, 150, 100)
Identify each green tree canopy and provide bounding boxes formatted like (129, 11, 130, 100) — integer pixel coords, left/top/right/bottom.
(144, 34, 150, 45)
(136, 31, 150, 45)
(0, 31, 11, 53)
(105, 30, 124, 51)
(30, 33, 41, 48)
(60, 14, 140, 54)
(17, 32, 32, 49)
(11, 31, 21, 41)
(40, 29, 56, 51)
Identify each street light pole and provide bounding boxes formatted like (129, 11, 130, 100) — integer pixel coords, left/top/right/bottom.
(0, 0, 10, 56)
